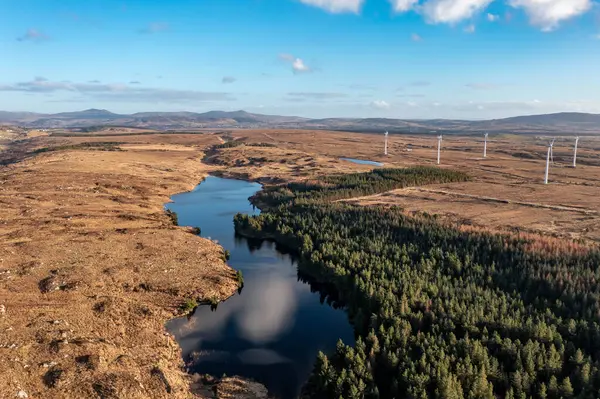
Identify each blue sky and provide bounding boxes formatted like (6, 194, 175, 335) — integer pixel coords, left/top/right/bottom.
(1, 0, 599, 119)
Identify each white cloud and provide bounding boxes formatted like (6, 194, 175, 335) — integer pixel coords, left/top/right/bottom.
(421, 0, 494, 24)
(279, 53, 312, 74)
(487, 12, 499, 21)
(371, 100, 391, 109)
(298, 0, 364, 13)
(464, 24, 476, 33)
(390, 0, 420, 12)
(508, 0, 592, 31)
(292, 58, 311, 73)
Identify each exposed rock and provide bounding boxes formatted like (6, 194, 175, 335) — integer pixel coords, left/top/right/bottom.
(150, 366, 173, 394)
(215, 376, 270, 399)
(92, 372, 142, 399)
(38, 275, 61, 293)
(76, 354, 101, 370)
(43, 368, 64, 388)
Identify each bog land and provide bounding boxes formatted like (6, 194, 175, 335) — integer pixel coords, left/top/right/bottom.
(1, 128, 599, 398)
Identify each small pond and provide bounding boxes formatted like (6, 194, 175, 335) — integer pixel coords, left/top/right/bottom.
(340, 157, 384, 167)
(165, 176, 354, 399)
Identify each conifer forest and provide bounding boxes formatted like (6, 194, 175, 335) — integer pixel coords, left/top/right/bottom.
(234, 167, 600, 399)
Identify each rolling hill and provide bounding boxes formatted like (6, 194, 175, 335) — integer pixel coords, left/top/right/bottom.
(0, 109, 599, 134)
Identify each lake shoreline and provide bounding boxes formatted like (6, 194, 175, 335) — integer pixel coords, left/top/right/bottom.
(165, 175, 354, 399)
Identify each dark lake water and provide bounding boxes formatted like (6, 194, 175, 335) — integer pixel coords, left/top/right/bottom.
(165, 176, 354, 399)
(340, 157, 384, 166)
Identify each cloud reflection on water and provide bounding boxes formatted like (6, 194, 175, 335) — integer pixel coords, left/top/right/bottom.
(234, 274, 298, 344)
(174, 271, 298, 348)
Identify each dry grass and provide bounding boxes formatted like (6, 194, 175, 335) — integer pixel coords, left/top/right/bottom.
(222, 130, 600, 242)
(0, 137, 240, 398)
(2, 128, 599, 398)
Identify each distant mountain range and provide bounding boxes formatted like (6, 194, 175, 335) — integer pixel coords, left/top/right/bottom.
(1, 109, 599, 134)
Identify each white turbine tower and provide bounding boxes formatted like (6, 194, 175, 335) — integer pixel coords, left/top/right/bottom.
(544, 138, 555, 185)
(483, 132, 488, 158)
(573, 136, 580, 168)
(384, 131, 389, 156)
(437, 135, 443, 165)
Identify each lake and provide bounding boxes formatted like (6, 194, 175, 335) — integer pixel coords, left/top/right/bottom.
(165, 176, 354, 399)
(340, 157, 384, 167)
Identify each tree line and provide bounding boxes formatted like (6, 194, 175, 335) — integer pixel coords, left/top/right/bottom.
(251, 167, 469, 208)
(234, 166, 600, 399)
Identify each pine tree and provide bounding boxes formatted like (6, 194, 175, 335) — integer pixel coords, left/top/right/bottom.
(559, 377, 574, 398)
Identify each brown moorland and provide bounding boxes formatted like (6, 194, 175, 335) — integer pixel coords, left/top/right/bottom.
(0, 137, 246, 398)
(1, 128, 599, 398)
(220, 129, 600, 242)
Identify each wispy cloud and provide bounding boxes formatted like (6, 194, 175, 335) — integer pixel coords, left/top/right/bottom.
(487, 12, 499, 21)
(0, 78, 234, 103)
(370, 100, 391, 110)
(138, 22, 169, 34)
(464, 24, 476, 33)
(298, 0, 365, 14)
(17, 29, 49, 42)
(508, 0, 592, 31)
(279, 53, 312, 74)
(88, 80, 101, 84)
(129, 81, 141, 84)
(421, 0, 494, 24)
(390, 0, 419, 12)
(410, 80, 431, 87)
(411, 33, 423, 41)
(222, 76, 237, 84)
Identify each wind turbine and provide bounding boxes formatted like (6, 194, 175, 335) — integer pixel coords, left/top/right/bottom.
(437, 135, 443, 165)
(544, 138, 555, 185)
(483, 132, 488, 158)
(573, 136, 580, 168)
(384, 131, 389, 156)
